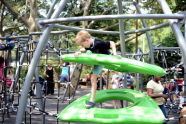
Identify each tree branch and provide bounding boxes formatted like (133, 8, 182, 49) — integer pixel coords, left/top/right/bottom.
(88, 6, 116, 29)
(99, 23, 119, 31)
(0, 3, 5, 36)
(3, 24, 24, 32)
(82, 0, 93, 28)
(0, 0, 29, 27)
(116, 32, 144, 46)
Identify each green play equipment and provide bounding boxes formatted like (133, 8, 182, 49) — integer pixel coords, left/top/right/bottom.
(61, 53, 165, 76)
(59, 53, 166, 123)
(58, 89, 165, 124)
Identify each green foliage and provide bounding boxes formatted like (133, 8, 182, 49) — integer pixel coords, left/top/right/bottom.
(2, 0, 185, 81)
(173, 0, 186, 12)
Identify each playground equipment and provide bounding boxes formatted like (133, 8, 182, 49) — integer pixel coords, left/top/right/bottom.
(0, 0, 185, 124)
(58, 89, 165, 124)
(59, 53, 166, 123)
(62, 53, 165, 76)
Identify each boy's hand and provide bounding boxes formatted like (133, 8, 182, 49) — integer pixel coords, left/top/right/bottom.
(74, 51, 81, 57)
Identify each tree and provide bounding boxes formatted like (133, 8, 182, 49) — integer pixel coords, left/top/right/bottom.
(0, 0, 51, 36)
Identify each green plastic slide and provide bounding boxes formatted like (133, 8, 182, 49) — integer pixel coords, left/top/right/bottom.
(58, 89, 165, 124)
(61, 53, 165, 76)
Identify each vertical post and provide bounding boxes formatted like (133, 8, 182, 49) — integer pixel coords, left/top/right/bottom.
(157, 0, 186, 100)
(34, 66, 43, 110)
(117, 0, 127, 107)
(133, 2, 154, 64)
(46, 0, 58, 19)
(136, 48, 143, 91)
(117, 0, 126, 57)
(9, 46, 26, 92)
(15, 1, 68, 124)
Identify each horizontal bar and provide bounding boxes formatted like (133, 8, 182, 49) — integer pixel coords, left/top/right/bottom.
(154, 47, 180, 50)
(39, 14, 185, 25)
(54, 22, 169, 35)
(29, 30, 73, 35)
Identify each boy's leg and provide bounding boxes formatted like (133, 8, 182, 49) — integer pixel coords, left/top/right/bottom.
(86, 65, 104, 109)
(90, 74, 98, 102)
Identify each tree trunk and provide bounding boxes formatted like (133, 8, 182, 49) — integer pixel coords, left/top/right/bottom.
(82, 0, 93, 28)
(0, 2, 5, 36)
(27, 0, 39, 53)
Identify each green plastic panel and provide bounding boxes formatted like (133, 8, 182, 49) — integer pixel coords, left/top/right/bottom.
(58, 89, 165, 124)
(62, 53, 165, 76)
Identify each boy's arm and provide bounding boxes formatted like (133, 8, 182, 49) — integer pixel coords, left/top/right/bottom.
(74, 48, 86, 57)
(110, 41, 117, 55)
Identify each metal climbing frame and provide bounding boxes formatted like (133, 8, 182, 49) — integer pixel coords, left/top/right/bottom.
(16, 0, 186, 124)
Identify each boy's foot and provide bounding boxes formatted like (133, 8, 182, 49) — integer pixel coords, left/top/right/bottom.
(85, 101, 95, 109)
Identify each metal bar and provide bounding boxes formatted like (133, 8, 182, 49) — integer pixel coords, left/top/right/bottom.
(53, 24, 119, 35)
(9, 46, 27, 92)
(153, 47, 180, 50)
(39, 14, 185, 25)
(157, 0, 186, 99)
(117, 0, 126, 57)
(54, 22, 169, 35)
(29, 30, 72, 35)
(0, 35, 30, 40)
(125, 22, 169, 35)
(15, 0, 68, 124)
(46, 0, 58, 19)
(134, 2, 154, 64)
(0, 21, 169, 39)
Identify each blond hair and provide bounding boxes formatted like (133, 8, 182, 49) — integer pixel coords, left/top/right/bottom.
(76, 30, 91, 45)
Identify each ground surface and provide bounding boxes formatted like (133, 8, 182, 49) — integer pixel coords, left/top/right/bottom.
(1, 87, 180, 124)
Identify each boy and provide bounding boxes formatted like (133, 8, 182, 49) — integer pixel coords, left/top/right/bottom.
(75, 30, 117, 108)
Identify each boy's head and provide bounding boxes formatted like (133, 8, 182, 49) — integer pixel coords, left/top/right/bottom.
(76, 30, 92, 48)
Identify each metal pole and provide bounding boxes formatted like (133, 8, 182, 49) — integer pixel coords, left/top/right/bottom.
(117, 0, 128, 108)
(46, 0, 58, 19)
(117, 0, 126, 57)
(34, 65, 44, 120)
(133, 2, 154, 64)
(157, 0, 186, 100)
(39, 14, 185, 25)
(9, 46, 27, 92)
(54, 22, 169, 35)
(136, 48, 143, 91)
(29, 30, 72, 35)
(15, 0, 68, 124)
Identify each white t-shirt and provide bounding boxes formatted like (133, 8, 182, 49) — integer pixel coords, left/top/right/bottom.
(147, 80, 165, 105)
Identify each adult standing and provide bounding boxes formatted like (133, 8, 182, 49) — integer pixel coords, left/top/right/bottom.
(147, 76, 168, 118)
(45, 64, 54, 95)
(173, 68, 183, 94)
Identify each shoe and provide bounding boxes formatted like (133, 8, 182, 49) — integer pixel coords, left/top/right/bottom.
(85, 101, 95, 109)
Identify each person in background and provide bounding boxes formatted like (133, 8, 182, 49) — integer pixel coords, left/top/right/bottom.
(75, 30, 117, 109)
(111, 71, 122, 108)
(0, 57, 4, 82)
(147, 76, 168, 118)
(69, 62, 76, 78)
(59, 62, 70, 86)
(0, 57, 4, 92)
(97, 73, 107, 90)
(6, 70, 13, 87)
(173, 68, 183, 94)
(45, 64, 54, 95)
